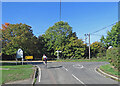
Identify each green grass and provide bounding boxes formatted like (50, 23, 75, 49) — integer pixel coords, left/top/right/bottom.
(0, 70, 2, 85)
(100, 64, 119, 77)
(0, 64, 34, 85)
(1, 65, 33, 69)
(56, 58, 108, 62)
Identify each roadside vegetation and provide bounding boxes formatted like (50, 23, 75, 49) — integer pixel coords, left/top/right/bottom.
(0, 64, 34, 84)
(100, 64, 119, 78)
(1, 21, 120, 61)
(1, 21, 120, 82)
(56, 57, 107, 62)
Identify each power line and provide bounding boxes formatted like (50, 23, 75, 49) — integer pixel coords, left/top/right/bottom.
(90, 33, 107, 37)
(91, 22, 116, 34)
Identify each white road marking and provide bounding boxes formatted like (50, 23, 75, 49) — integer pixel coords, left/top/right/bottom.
(94, 67, 104, 77)
(72, 74, 86, 85)
(73, 64, 84, 69)
(63, 66, 68, 71)
(36, 65, 41, 82)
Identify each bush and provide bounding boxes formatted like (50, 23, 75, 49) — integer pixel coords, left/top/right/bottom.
(97, 47, 106, 58)
(106, 47, 120, 71)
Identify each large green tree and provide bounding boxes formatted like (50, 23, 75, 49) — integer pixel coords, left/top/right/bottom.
(44, 21, 73, 58)
(62, 36, 88, 59)
(2, 23, 39, 59)
(90, 41, 106, 58)
(100, 22, 120, 47)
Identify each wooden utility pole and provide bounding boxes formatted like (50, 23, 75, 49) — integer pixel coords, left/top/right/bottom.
(84, 34, 87, 44)
(60, 0, 61, 21)
(88, 33, 90, 60)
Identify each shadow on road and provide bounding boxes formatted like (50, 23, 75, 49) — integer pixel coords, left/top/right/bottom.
(47, 65, 62, 69)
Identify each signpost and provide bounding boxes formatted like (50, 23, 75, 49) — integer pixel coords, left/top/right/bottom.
(16, 48, 23, 65)
(56, 50, 62, 59)
(25, 56, 33, 64)
(25, 56, 33, 59)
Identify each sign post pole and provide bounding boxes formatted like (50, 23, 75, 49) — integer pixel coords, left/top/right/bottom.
(22, 58, 23, 65)
(16, 58, 17, 65)
(56, 50, 62, 59)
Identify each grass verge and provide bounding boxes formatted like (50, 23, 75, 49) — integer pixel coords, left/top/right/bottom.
(99, 64, 119, 78)
(56, 58, 108, 62)
(0, 64, 34, 85)
(1, 64, 33, 69)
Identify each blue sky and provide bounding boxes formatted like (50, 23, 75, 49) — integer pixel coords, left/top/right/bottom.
(2, 2, 118, 43)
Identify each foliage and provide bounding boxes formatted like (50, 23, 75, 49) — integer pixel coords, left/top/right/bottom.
(100, 22, 120, 47)
(43, 21, 73, 58)
(43, 21, 88, 59)
(62, 37, 88, 59)
(37, 35, 48, 58)
(106, 48, 120, 71)
(2, 23, 40, 59)
(90, 41, 105, 58)
(97, 47, 106, 58)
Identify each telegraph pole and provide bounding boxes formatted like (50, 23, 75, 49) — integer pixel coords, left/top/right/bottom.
(88, 33, 90, 60)
(84, 34, 87, 44)
(84, 33, 90, 60)
(60, 0, 61, 21)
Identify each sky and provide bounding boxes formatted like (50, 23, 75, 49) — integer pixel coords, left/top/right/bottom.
(2, 2, 118, 44)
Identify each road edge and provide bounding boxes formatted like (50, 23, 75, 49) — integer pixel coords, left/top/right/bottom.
(35, 65, 41, 83)
(96, 67, 120, 81)
(32, 66, 37, 84)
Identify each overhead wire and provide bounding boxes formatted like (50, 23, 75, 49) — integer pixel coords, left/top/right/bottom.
(91, 22, 117, 34)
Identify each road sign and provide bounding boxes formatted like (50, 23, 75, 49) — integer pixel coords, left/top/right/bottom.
(25, 56, 33, 59)
(16, 49, 23, 58)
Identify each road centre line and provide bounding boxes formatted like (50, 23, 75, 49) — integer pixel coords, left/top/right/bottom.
(72, 74, 86, 85)
(63, 66, 85, 85)
(36, 65, 41, 82)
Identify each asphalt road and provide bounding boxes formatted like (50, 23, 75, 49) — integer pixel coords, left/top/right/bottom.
(35, 62, 119, 85)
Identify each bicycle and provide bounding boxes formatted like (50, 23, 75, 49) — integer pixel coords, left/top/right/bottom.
(43, 58, 47, 68)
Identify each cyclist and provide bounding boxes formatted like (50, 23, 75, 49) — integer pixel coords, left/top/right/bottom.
(42, 54, 47, 66)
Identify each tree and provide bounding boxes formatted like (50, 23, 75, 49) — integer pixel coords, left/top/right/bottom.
(62, 36, 87, 59)
(2, 23, 39, 59)
(43, 21, 73, 58)
(100, 22, 120, 47)
(90, 41, 102, 58)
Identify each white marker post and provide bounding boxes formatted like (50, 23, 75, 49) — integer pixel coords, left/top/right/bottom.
(56, 50, 62, 59)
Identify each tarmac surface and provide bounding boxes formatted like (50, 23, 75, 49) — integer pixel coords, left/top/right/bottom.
(35, 62, 119, 85)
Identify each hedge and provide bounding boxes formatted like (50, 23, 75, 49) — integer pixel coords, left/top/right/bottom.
(106, 47, 120, 71)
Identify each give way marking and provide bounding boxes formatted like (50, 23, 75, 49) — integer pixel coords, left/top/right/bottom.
(73, 64, 84, 69)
